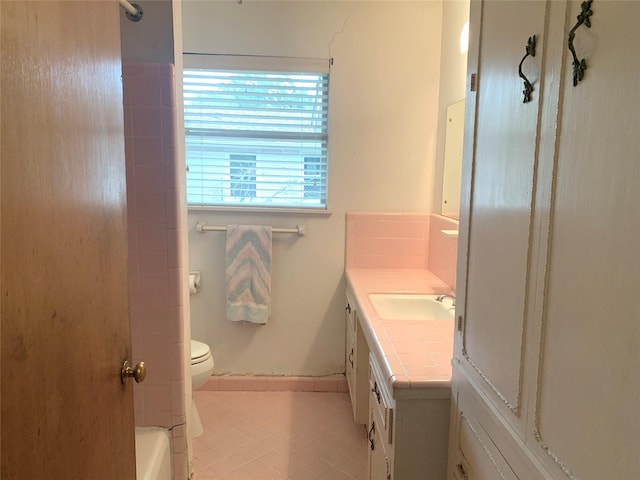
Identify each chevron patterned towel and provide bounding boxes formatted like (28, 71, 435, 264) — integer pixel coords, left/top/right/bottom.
(225, 224, 272, 324)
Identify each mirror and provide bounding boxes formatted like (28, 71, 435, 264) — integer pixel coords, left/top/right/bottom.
(441, 99, 465, 220)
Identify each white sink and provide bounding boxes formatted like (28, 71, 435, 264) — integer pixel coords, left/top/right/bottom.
(368, 293, 455, 321)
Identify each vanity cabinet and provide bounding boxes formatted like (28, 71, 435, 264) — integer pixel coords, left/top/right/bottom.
(367, 354, 451, 480)
(449, 1, 640, 479)
(345, 279, 452, 479)
(345, 288, 369, 425)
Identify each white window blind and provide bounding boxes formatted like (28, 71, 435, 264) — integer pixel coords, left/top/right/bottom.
(183, 54, 330, 209)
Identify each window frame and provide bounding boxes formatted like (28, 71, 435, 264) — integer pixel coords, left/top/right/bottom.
(183, 54, 331, 211)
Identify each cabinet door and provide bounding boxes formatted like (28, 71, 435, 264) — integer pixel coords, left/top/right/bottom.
(457, 0, 550, 431)
(528, 1, 640, 477)
(346, 325, 357, 413)
(368, 408, 392, 480)
(345, 291, 369, 425)
(453, 2, 640, 479)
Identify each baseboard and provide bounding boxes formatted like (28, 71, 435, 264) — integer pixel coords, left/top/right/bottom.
(197, 374, 349, 393)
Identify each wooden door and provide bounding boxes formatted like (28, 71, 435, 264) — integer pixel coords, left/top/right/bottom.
(1, 2, 136, 479)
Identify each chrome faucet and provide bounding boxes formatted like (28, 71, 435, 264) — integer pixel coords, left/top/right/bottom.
(435, 294, 456, 307)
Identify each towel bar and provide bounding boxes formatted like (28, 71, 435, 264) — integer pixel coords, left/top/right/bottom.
(195, 222, 306, 236)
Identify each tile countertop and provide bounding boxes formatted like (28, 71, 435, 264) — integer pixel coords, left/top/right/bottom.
(345, 268, 455, 398)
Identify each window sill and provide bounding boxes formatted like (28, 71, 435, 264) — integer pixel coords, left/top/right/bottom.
(187, 205, 333, 216)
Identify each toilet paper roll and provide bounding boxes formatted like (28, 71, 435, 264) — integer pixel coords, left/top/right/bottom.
(189, 273, 198, 294)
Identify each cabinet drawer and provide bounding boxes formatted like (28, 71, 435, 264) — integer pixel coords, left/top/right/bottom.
(453, 408, 518, 480)
(369, 355, 394, 445)
(450, 367, 548, 479)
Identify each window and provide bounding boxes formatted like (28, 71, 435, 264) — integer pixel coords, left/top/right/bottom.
(229, 155, 256, 200)
(183, 54, 330, 209)
(303, 156, 322, 200)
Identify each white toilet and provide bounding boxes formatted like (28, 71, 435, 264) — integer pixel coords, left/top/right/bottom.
(189, 339, 214, 438)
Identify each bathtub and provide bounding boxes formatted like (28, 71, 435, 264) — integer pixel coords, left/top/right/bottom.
(135, 427, 172, 480)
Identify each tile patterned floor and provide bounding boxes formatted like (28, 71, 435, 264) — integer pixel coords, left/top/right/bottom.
(192, 390, 368, 480)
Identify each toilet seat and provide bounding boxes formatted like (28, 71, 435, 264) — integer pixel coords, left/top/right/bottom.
(190, 339, 214, 392)
(189, 339, 215, 439)
(191, 340, 211, 366)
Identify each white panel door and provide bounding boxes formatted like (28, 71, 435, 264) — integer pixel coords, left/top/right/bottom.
(460, 0, 549, 429)
(531, 1, 640, 477)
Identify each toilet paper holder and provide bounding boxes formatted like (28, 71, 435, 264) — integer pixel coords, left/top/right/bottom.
(189, 271, 201, 294)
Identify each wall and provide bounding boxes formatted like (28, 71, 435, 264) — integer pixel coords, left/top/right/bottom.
(120, 0, 174, 63)
(432, 0, 470, 215)
(183, 1, 444, 376)
(120, 2, 190, 478)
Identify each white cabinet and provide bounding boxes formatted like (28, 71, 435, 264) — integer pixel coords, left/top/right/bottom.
(345, 279, 452, 479)
(346, 287, 369, 425)
(367, 356, 394, 480)
(449, 1, 640, 479)
(368, 428, 391, 480)
(459, 0, 548, 423)
(368, 354, 451, 480)
(368, 381, 392, 480)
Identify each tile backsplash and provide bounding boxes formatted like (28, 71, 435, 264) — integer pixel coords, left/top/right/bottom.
(345, 212, 458, 291)
(346, 212, 430, 269)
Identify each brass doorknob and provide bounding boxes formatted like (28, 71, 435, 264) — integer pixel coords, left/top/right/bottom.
(121, 360, 146, 384)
